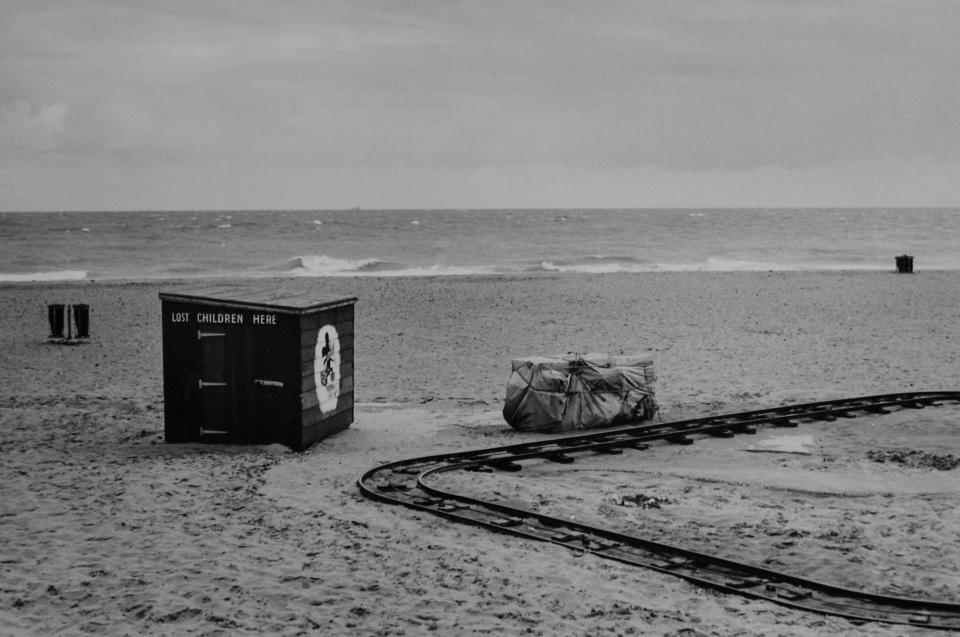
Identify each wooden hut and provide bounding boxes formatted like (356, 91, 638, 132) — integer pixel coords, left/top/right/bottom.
(159, 284, 356, 450)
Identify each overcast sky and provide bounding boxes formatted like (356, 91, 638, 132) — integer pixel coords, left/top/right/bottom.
(1, 0, 958, 211)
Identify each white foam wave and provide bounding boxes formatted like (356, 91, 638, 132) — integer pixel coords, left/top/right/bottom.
(367, 264, 496, 277)
(286, 255, 382, 276)
(0, 270, 87, 282)
(283, 254, 497, 277)
(278, 252, 908, 279)
(699, 257, 887, 272)
(540, 260, 656, 274)
(538, 258, 892, 274)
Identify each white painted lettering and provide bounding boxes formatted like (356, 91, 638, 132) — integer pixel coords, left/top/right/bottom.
(170, 312, 190, 323)
(196, 312, 244, 324)
(252, 313, 277, 325)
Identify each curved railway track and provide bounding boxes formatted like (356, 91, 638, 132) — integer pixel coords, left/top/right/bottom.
(358, 391, 960, 630)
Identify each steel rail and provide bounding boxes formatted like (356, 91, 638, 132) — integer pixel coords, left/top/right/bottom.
(358, 391, 960, 629)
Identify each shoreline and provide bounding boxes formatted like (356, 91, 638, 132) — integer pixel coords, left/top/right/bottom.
(0, 266, 945, 287)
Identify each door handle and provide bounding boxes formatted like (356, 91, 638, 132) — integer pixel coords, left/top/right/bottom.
(254, 379, 284, 387)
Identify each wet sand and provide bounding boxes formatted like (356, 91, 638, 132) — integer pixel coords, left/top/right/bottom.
(2, 271, 959, 635)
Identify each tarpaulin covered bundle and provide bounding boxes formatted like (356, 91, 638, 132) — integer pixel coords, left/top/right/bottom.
(503, 354, 656, 433)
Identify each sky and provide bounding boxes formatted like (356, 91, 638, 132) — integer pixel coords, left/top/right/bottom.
(1, 0, 959, 211)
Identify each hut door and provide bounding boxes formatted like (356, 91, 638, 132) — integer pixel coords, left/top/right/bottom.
(198, 329, 235, 440)
(250, 329, 289, 445)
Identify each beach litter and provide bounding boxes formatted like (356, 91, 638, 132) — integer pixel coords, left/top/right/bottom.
(613, 492, 675, 508)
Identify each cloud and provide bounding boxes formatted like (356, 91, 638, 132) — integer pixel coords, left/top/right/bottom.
(88, 100, 223, 160)
(1, 0, 959, 209)
(0, 100, 69, 152)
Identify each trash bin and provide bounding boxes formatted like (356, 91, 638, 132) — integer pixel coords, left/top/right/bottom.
(47, 304, 65, 338)
(895, 255, 914, 273)
(159, 284, 357, 451)
(72, 304, 90, 338)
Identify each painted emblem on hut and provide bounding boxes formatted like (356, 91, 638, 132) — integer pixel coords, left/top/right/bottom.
(314, 325, 340, 413)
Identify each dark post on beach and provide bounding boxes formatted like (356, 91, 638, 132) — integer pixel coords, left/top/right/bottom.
(895, 254, 914, 273)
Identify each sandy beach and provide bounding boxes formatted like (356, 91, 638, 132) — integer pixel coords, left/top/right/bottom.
(2, 271, 959, 636)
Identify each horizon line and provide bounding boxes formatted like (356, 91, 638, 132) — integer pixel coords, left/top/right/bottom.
(2, 206, 958, 214)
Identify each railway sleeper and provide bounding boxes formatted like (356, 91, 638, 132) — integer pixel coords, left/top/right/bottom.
(831, 410, 857, 418)
(725, 577, 766, 589)
(766, 583, 812, 601)
(654, 556, 696, 570)
(436, 501, 468, 513)
(411, 496, 443, 506)
(485, 459, 523, 472)
(709, 428, 736, 438)
(491, 517, 524, 528)
(465, 463, 494, 473)
(772, 418, 798, 428)
(375, 482, 411, 492)
(594, 445, 624, 454)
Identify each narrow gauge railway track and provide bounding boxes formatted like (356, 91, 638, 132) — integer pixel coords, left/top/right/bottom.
(358, 391, 960, 630)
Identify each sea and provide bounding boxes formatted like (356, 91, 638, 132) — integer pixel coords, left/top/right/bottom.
(1, 208, 958, 282)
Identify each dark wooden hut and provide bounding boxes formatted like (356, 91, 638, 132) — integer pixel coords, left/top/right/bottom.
(159, 284, 356, 451)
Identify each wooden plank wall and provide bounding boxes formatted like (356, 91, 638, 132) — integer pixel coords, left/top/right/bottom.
(236, 312, 301, 447)
(161, 299, 304, 447)
(160, 300, 204, 443)
(298, 303, 355, 449)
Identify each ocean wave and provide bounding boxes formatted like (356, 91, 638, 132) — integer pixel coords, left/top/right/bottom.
(368, 264, 498, 277)
(159, 264, 215, 275)
(279, 253, 900, 278)
(0, 270, 87, 282)
(277, 255, 499, 277)
(278, 255, 384, 276)
(699, 257, 887, 272)
(538, 256, 655, 274)
(534, 256, 895, 274)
